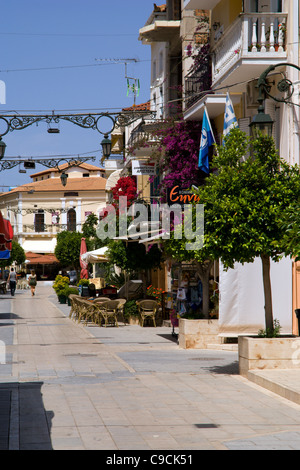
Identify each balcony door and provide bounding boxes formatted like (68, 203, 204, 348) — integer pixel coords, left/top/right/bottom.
(35, 210, 45, 233)
(67, 208, 76, 232)
(248, 0, 282, 12)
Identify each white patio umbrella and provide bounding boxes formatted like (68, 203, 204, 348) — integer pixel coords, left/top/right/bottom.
(80, 246, 109, 264)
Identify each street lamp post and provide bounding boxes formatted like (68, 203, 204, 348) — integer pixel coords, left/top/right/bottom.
(250, 62, 300, 136)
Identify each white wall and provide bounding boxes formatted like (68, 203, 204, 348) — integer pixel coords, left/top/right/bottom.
(219, 257, 293, 335)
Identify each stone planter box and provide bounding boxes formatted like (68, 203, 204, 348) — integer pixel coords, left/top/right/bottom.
(239, 336, 300, 376)
(179, 319, 220, 349)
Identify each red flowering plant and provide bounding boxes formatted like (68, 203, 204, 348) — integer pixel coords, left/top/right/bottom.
(111, 176, 137, 212)
(147, 285, 165, 305)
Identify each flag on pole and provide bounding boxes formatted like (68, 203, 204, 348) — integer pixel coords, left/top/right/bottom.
(198, 107, 215, 174)
(223, 92, 238, 143)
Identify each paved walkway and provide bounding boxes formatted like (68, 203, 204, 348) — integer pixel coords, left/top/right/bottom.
(1, 283, 300, 450)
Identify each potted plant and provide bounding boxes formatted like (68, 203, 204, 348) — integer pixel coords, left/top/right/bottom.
(64, 286, 79, 306)
(77, 278, 90, 296)
(124, 300, 140, 325)
(146, 285, 164, 306)
(53, 275, 70, 303)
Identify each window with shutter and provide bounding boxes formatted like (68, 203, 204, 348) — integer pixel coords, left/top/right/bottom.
(35, 210, 44, 232)
(67, 209, 76, 232)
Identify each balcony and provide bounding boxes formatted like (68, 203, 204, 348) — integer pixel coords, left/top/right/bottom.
(127, 120, 161, 155)
(185, 62, 212, 110)
(139, 20, 181, 43)
(104, 157, 124, 174)
(211, 13, 287, 88)
(183, 0, 219, 9)
(19, 224, 67, 235)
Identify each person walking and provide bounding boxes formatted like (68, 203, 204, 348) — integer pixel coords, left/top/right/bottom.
(7, 267, 17, 296)
(28, 270, 37, 296)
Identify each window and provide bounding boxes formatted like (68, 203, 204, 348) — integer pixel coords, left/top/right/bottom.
(150, 167, 160, 199)
(67, 208, 76, 232)
(159, 51, 163, 75)
(152, 61, 157, 82)
(35, 210, 45, 232)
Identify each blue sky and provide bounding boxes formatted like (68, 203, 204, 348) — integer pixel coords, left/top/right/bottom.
(0, 0, 155, 188)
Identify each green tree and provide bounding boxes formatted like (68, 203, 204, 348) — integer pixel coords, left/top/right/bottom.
(0, 240, 26, 268)
(82, 213, 107, 249)
(107, 240, 162, 273)
(82, 213, 99, 239)
(198, 128, 300, 332)
(55, 231, 92, 270)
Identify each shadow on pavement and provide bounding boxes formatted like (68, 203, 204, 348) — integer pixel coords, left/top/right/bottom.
(0, 312, 22, 320)
(0, 382, 54, 450)
(157, 333, 179, 343)
(203, 361, 240, 375)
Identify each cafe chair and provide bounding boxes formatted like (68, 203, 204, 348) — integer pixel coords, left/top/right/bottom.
(137, 300, 159, 327)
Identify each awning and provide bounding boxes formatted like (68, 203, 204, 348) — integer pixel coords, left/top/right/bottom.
(81, 246, 109, 263)
(106, 170, 122, 192)
(22, 239, 57, 254)
(0, 212, 13, 253)
(25, 251, 59, 265)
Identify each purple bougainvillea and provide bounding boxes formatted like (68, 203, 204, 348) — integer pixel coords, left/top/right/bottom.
(154, 119, 202, 199)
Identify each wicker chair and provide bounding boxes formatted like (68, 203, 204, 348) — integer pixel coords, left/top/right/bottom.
(99, 300, 120, 327)
(77, 298, 98, 325)
(68, 294, 82, 321)
(116, 298, 127, 324)
(137, 300, 159, 327)
(92, 297, 110, 304)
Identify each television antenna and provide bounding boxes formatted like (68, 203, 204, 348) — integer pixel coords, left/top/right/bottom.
(95, 58, 140, 105)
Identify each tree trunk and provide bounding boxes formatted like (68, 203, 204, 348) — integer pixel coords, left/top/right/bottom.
(195, 260, 213, 319)
(261, 254, 274, 331)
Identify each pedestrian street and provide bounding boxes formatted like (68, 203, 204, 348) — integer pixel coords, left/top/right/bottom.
(1, 284, 300, 450)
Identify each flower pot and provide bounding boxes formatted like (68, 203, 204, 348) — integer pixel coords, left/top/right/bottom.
(58, 294, 67, 304)
(179, 318, 220, 349)
(238, 335, 300, 376)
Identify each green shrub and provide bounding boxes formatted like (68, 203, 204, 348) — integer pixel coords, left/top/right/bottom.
(53, 275, 70, 296)
(77, 279, 90, 287)
(124, 300, 139, 319)
(258, 319, 282, 338)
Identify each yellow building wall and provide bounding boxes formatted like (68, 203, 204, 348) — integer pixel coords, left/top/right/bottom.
(137, 175, 151, 203)
(211, 0, 243, 48)
(212, 0, 242, 27)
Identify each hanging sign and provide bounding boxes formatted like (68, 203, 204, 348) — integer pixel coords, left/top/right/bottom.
(132, 161, 156, 176)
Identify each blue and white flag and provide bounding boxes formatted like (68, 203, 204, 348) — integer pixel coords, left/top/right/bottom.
(198, 107, 215, 174)
(223, 92, 238, 143)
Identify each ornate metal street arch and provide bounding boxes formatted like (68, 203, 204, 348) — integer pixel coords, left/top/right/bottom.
(0, 108, 155, 172)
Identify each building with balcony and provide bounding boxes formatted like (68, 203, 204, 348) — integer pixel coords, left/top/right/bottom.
(0, 162, 107, 277)
(184, 0, 299, 165)
(182, 0, 300, 336)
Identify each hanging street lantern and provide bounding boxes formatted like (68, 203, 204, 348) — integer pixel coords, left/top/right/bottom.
(0, 138, 6, 160)
(101, 134, 112, 158)
(60, 171, 68, 187)
(249, 106, 274, 137)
